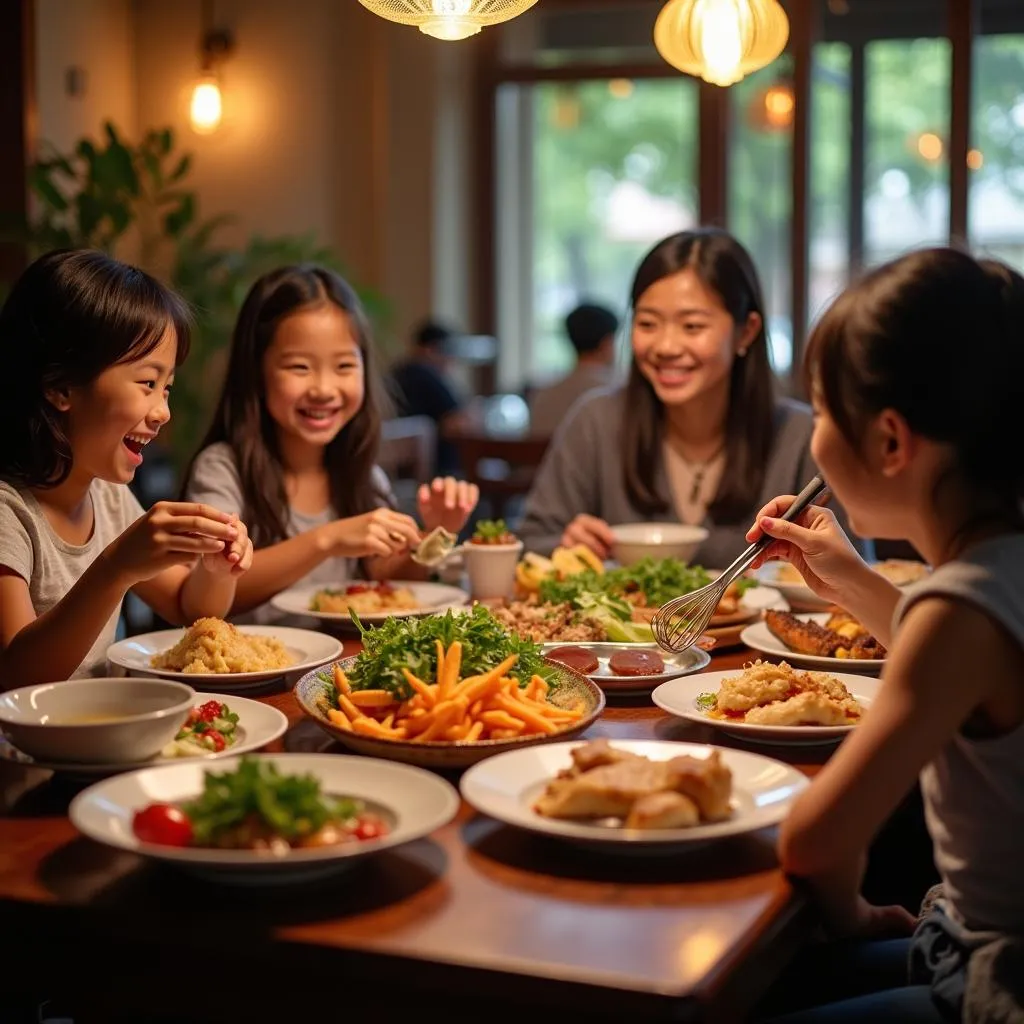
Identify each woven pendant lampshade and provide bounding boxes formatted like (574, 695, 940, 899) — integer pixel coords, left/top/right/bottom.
(358, 0, 539, 41)
(654, 0, 789, 87)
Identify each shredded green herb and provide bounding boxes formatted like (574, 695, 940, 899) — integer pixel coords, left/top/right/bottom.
(344, 605, 554, 700)
(182, 756, 358, 846)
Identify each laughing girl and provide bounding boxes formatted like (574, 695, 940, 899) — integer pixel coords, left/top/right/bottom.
(0, 250, 253, 686)
(183, 265, 478, 623)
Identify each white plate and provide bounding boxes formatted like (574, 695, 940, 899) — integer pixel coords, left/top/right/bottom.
(70, 753, 460, 884)
(539, 642, 712, 692)
(0, 693, 289, 775)
(460, 739, 809, 853)
(270, 581, 469, 624)
(652, 669, 882, 744)
(740, 613, 885, 674)
(107, 626, 342, 688)
(750, 565, 830, 609)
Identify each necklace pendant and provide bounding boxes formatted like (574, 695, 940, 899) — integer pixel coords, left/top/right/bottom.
(690, 471, 703, 504)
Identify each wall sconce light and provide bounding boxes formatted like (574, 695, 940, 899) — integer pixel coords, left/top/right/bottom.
(190, 0, 234, 134)
(357, 0, 538, 42)
(654, 0, 789, 87)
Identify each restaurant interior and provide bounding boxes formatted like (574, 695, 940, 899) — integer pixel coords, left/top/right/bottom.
(1, 0, 1023, 1021)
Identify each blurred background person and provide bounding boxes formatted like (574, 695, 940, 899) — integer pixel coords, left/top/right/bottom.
(528, 302, 620, 438)
(389, 319, 472, 475)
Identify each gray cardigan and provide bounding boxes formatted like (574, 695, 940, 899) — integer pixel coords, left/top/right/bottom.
(518, 389, 868, 566)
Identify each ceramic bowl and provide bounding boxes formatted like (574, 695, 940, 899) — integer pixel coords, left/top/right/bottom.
(462, 540, 524, 600)
(609, 522, 709, 566)
(0, 677, 196, 765)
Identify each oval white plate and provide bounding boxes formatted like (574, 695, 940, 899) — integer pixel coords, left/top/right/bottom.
(652, 669, 882, 744)
(70, 752, 460, 884)
(739, 613, 885, 674)
(539, 642, 711, 692)
(107, 626, 342, 688)
(461, 739, 809, 852)
(0, 693, 289, 775)
(269, 580, 469, 624)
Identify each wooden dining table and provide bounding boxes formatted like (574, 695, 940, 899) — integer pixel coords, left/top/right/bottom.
(0, 642, 836, 1024)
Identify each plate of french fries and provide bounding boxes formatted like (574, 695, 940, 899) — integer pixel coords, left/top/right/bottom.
(293, 641, 606, 768)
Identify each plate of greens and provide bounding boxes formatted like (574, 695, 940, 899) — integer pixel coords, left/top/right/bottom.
(293, 605, 605, 767)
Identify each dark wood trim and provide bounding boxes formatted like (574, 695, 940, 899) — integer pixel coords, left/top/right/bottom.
(948, 0, 975, 245)
(789, 0, 816, 388)
(698, 82, 730, 227)
(0, 0, 35, 283)
(848, 41, 866, 277)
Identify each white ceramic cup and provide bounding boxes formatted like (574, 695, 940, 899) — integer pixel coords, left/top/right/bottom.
(462, 540, 524, 601)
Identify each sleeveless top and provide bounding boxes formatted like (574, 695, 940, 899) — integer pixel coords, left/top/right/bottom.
(894, 534, 1024, 933)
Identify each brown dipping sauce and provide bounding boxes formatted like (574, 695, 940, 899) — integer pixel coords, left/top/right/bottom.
(546, 646, 600, 675)
(608, 650, 665, 677)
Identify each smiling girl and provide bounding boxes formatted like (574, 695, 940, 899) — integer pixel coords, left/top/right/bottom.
(183, 265, 478, 623)
(519, 228, 865, 565)
(0, 250, 253, 686)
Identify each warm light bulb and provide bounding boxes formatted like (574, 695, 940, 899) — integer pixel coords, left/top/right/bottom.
(967, 148, 984, 170)
(420, 0, 479, 39)
(190, 76, 222, 134)
(917, 132, 943, 161)
(698, 0, 744, 86)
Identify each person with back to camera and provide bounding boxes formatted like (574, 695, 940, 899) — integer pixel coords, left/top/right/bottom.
(518, 227, 867, 566)
(528, 302, 620, 438)
(751, 248, 1024, 1022)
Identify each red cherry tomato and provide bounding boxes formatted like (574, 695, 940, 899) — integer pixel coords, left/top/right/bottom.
(353, 817, 387, 841)
(203, 730, 226, 752)
(195, 700, 224, 722)
(132, 803, 194, 847)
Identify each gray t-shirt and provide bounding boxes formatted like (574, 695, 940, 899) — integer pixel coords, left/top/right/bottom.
(184, 442, 395, 625)
(894, 535, 1024, 933)
(0, 479, 144, 678)
(518, 389, 868, 566)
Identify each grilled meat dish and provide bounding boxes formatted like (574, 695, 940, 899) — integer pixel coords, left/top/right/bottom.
(764, 609, 886, 660)
(534, 740, 732, 827)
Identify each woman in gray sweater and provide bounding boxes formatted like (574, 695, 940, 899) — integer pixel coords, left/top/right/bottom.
(519, 228, 865, 568)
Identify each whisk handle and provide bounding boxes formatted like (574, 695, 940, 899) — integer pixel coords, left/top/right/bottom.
(718, 474, 829, 582)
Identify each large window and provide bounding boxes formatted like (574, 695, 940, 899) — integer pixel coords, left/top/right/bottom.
(969, 33, 1024, 270)
(497, 77, 698, 388)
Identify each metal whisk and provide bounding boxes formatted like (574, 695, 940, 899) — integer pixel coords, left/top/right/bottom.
(652, 474, 828, 653)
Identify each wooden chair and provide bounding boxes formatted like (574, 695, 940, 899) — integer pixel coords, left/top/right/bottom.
(454, 433, 551, 523)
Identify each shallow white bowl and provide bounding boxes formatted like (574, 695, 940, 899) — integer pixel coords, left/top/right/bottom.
(0, 677, 196, 765)
(610, 522, 709, 566)
(70, 753, 461, 884)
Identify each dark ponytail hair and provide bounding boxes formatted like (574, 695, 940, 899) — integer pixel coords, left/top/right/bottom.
(186, 265, 389, 547)
(622, 228, 775, 523)
(806, 247, 1024, 516)
(0, 249, 190, 488)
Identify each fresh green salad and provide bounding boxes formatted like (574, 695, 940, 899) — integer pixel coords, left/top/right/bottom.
(182, 757, 362, 847)
(333, 605, 555, 701)
(471, 519, 516, 544)
(538, 557, 756, 612)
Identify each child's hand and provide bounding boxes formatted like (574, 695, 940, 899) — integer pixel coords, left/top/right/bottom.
(200, 514, 253, 577)
(745, 497, 869, 608)
(330, 509, 422, 559)
(417, 477, 479, 535)
(105, 502, 240, 585)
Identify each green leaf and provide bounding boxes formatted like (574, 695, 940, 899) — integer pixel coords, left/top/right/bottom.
(30, 170, 68, 212)
(158, 128, 173, 154)
(163, 193, 195, 236)
(168, 154, 191, 182)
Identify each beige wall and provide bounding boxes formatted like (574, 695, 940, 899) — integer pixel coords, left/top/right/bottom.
(33, 0, 476, 352)
(35, 0, 137, 151)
